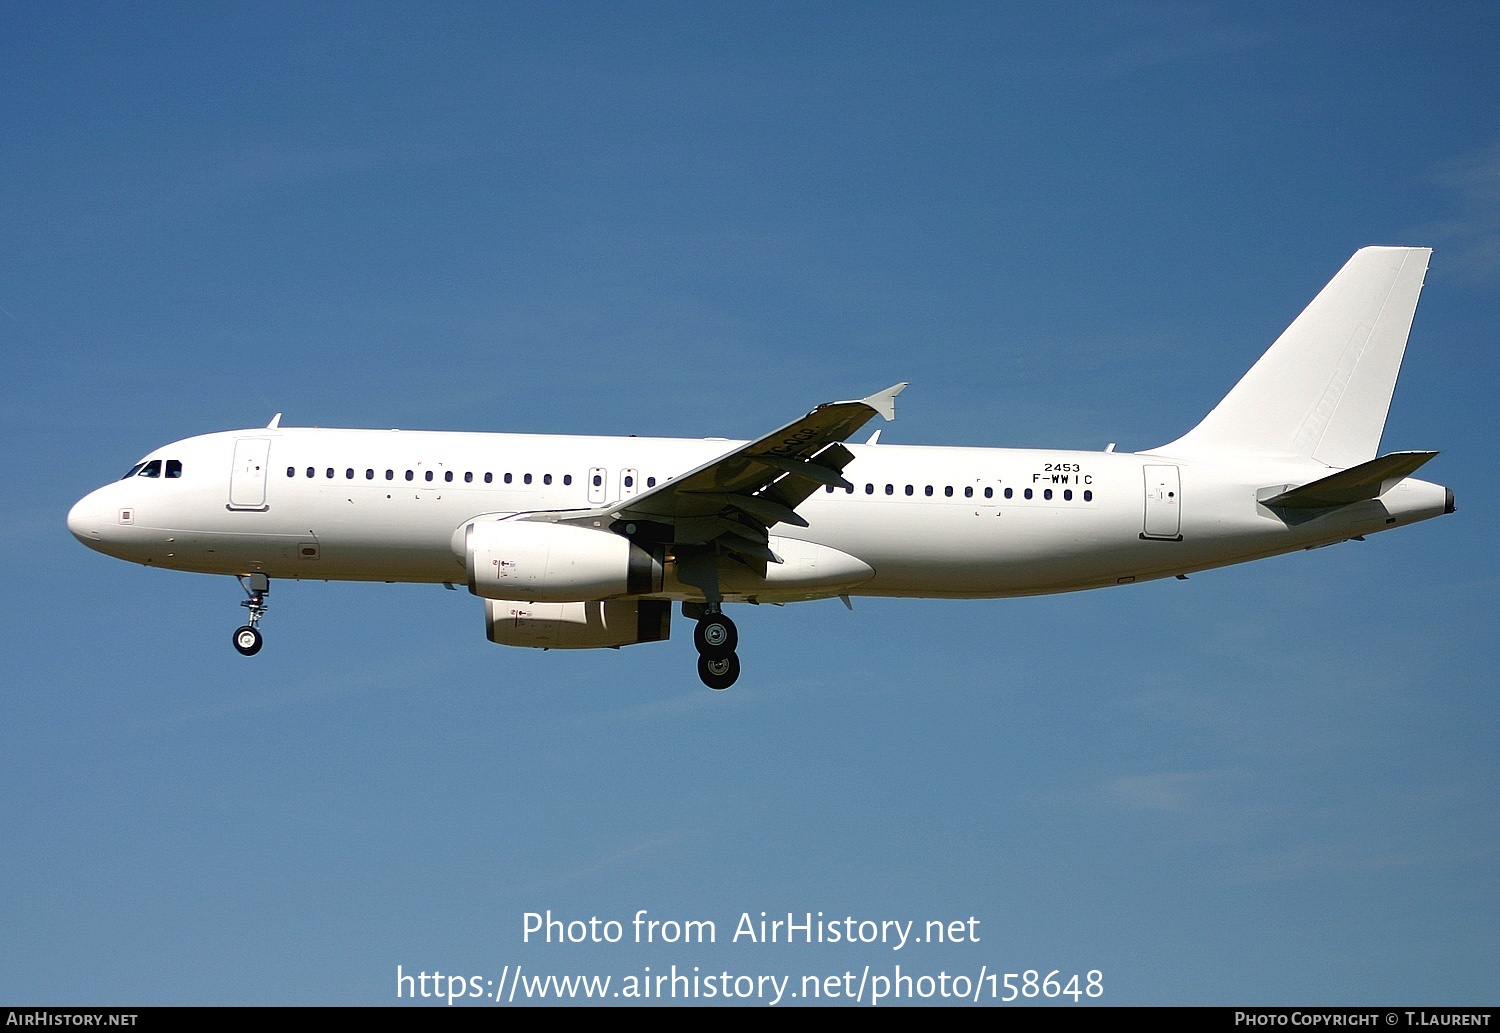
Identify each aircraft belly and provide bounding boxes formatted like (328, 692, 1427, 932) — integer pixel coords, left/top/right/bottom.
(126, 498, 462, 580)
(86, 525, 313, 575)
(797, 506, 1093, 597)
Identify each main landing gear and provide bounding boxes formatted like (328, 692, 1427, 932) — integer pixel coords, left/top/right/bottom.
(232, 573, 270, 656)
(693, 609, 739, 690)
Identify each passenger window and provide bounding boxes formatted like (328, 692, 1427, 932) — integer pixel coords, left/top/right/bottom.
(524, 473, 532, 485)
(623, 475, 632, 488)
(346, 468, 354, 479)
(1084, 490, 1093, 502)
(165, 460, 182, 479)
(904, 485, 913, 496)
(592, 474, 602, 487)
(826, 485, 835, 493)
(984, 487, 993, 499)
(286, 467, 295, 478)
(326, 468, 334, 479)
(386, 470, 394, 480)
(964, 486, 973, 498)
(544, 474, 552, 485)
(1024, 488, 1033, 499)
(445, 471, 453, 482)
(405, 470, 414, 481)
(484, 473, 493, 483)
(425, 471, 434, 482)
(505, 473, 513, 484)
(924, 485, 933, 496)
(306, 467, 315, 478)
(865, 484, 874, 494)
(366, 469, 374, 480)
(464, 472, 473, 483)
(1004, 487, 1013, 499)
(885, 484, 894, 495)
(1064, 489, 1072, 501)
(944, 486, 953, 497)
(1044, 488, 1053, 500)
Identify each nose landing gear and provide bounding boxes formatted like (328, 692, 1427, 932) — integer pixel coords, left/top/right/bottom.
(692, 608, 739, 690)
(233, 573, 270, 656)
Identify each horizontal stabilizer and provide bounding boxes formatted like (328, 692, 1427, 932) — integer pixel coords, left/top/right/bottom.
(1258, 451, 1438, 509)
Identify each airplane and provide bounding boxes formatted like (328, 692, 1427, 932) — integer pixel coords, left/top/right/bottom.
(68, 246, 1453, 689)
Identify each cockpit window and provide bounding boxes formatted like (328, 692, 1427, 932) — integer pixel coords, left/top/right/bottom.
(138, 460, 162, 478)
(165, 460, 182, 479)
(121, 462, 146, 480)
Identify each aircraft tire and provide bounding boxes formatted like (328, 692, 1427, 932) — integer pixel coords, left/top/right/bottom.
(698, 652, 739, 690)
(693, 614, 738, 659)
(233, 625, 263, 656)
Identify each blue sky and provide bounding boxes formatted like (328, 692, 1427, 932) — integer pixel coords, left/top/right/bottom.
(3, 2, 1496, 1006)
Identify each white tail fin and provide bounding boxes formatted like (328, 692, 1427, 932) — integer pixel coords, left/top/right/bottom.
(1152, 247, 1431, 467)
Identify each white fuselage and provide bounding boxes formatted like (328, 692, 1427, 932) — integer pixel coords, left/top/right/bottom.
(67, 426, 1451, 602)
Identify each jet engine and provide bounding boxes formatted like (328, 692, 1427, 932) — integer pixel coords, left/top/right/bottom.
(485, 597, 671, 649)
(463, 519, 663, 602)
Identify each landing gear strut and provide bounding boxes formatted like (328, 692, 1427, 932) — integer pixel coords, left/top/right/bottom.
(233, 573, 270, 656)
(692, 608, 739, 690)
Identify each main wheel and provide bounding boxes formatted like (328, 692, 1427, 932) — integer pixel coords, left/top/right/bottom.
(698, 652, 740, 690)
(693, 613, 738, 659)
(233, 625, 263, 656)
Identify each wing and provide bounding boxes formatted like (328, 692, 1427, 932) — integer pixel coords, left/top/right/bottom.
(538, 382, 906, 564)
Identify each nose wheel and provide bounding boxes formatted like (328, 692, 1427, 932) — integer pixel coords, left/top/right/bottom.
(693, 610, 739, 689)
(233, 574, 270, 656)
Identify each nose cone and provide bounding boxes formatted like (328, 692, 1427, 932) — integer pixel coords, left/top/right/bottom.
(67, 488, 111, 549)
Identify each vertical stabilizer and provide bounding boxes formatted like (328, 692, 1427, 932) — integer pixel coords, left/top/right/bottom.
(1152, 247, 1431, 467)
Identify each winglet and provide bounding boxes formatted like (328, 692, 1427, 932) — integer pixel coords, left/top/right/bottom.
(267, 413, 282, 429)
(862, 382, 907, 422)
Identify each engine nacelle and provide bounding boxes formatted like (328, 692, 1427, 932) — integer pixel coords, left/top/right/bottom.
(464, 519, 662, 602)
(485, 598, 671, 649)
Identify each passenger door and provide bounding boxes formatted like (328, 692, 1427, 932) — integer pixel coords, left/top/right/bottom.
(228, 438, 272, 510)
(1141, 465, 1182, 540)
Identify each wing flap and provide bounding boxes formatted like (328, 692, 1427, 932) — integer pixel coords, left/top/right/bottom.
(680, 491, 811, 528)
